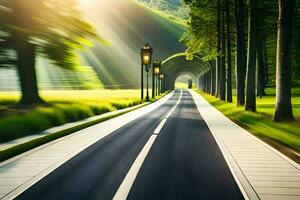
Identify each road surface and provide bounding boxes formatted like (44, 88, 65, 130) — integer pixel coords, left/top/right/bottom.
(15, 90, 244, 200)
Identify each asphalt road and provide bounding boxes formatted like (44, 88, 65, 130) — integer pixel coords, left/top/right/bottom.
(16, 90, 244, 200)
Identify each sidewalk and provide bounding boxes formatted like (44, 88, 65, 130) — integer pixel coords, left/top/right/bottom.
(190, 90, 300, 200)
(0, 92, 173, 200)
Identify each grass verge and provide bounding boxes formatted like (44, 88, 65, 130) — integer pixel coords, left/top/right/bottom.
(0, 91, 169, 162)
(0, 105, 143, 162)
(0, 90, 143, 143)
(195, 89, 300, 163)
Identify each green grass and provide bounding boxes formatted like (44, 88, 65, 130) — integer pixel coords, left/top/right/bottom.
(196, 88, 300, 154)
(175, 82, 196, 89)
(0, 103, 147, 162)
(175, 82, 189, 89)
(0, 90, 144, 143)
(0, 89, 169, 162)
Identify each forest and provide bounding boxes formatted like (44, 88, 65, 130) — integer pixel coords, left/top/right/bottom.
(177, 0, 299, 122)
(141, 0, 300, 122)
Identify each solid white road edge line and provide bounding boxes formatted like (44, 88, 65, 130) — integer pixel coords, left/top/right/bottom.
(112, 135, 157, 200)
(189, 90, 255, 200)
(113, 90, 183, 200)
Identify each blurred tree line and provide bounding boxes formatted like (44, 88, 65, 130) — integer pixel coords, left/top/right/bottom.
(0, 0, 101, 104)
(182, 0, 299, 121)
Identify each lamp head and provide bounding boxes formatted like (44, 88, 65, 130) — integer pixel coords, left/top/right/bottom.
(153, 60, 162, 75)
(140, 43, 153, 65)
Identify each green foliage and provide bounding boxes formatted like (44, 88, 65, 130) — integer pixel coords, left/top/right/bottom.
(0, 90, 170, 162)
(0, 90, 142, 142)
(184, 0, 300, 86)
(0, 103, 148, 162)
(181, 1, 217, 60)
(257, 0, 300, 86)
(138, 0, 190, 20)
(0, 0, 101, 69)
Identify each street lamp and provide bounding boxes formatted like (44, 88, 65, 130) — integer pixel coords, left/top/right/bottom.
(159, 74, 164, 93)
(140, 43, 153, 101)
(152, 60, 161, 98)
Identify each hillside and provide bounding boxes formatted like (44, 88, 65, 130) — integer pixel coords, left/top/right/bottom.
(80, 0, 186, 88)
(137, 0, 189, 20)
(0, 0, 186, 90)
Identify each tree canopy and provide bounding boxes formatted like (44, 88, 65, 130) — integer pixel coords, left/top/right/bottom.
(0, 0, 101, 69)
(183, 0, 299, 121)
(0, 0, 103, 104)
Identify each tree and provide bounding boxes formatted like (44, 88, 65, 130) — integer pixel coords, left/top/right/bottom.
(274, 0, 296, 121)
(182, 0, 219, 96)
(256, 1, 268, 98)
(256, 34, 266, 98)
(210, 61, 216, 95)
(234, 0, 247, 106)
(0, 0, 100, 104)
(292, 3, 300, 83)
(220, 2, 226, 101)
(225, 0, 232, 103)
(245, 0, 257, 112)
(216, 0, 222, 98)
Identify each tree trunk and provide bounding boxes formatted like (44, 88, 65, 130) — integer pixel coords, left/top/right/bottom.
(215, 0, 222, 98)
(204, 73, 207, 93)
(292, 5, 300, 82)
(203, 74, 207, 93)
(225, 0, 232, 103)
(245, 0, 257, 112)
(16, 36, 43, 105)
(263, 36, 269, 87)
(274, 0, 295, 122)
(202, 76, 204, 91)
(210, 61, 216, 95)
(257, 37, 266, 98)
(256, 4, 266, 98)
(234, 0, 247, 106)
(199, 76, 202, 91)
(220, 6, 226, 101)
(201, 77, 203, 91)
(207, 71, 211, 94)
(204, 75, 206, 92)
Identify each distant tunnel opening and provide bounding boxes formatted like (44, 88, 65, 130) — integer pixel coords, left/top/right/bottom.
(175, 73, 197, 89)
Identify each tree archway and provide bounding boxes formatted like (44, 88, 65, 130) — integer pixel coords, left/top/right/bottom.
(161, 53, 211, 90)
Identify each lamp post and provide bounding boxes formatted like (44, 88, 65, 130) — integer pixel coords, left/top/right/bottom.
(152, 60, 161, 98)
(159, 74, 164, 93)
(140, 43, 153, 101)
